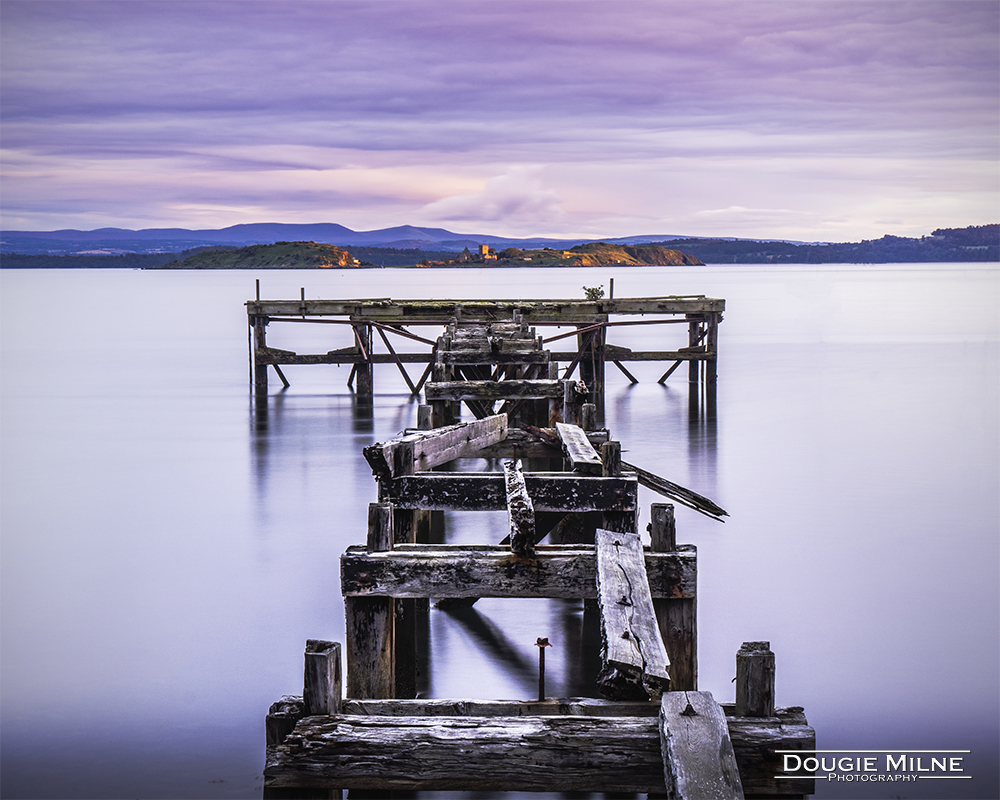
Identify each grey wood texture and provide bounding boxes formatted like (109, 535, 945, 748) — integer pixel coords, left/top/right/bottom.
(377, 473, 637, 512)
(341, 544, 696, 600)
(596, 530, 671, 699)
(556, 422, 603, 474)
(660, 691, 745, 800)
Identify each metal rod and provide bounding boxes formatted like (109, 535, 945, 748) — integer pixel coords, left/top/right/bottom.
(535, 638, 551, 701)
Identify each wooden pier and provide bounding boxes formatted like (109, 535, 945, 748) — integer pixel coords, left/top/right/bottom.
(259, 299, 815, 798)
(246, 292, 725, 417)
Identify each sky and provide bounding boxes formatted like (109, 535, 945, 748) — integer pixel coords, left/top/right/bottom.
(1, 0, 998, 242)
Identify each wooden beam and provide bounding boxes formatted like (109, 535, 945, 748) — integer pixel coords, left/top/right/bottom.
(363, 414, 508, 479)
(660, 691, 745, 800)
(503, 459, 535, 556)
(263, 702, 809, 795)
(650, 504, 697, 692)
(555, 422, 603, 474)
(424, 379, 565, 401)
(247, 296, 726, 322)
(341, 544, 696, 600)
(265, 714, 666, 792)
(595, 530, 671, 700)
(377, 473, 637, 512)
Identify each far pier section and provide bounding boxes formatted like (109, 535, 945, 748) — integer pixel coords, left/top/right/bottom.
(246, 293, 725, 416)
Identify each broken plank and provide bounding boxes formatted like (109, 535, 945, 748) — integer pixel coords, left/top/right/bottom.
(341, 544, 696, 600)
(595, 530, 671, 700)
(556, 422, 603, 474)
(660, 691, 745, 800)
(623, 460, 728, 521)
(503, 459, 535, 556)
(363, 414, 508, 479)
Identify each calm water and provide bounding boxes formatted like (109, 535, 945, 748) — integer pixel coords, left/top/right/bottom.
(1, 265, 997, 799)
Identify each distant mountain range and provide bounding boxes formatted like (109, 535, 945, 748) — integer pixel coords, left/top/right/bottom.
(0, 222, 996, 265)
(1, 222, 673, 256)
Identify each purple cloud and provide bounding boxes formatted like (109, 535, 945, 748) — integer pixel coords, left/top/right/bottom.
(1, 0, 996, 239)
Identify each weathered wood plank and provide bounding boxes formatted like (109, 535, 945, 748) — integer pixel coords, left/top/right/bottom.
(265, 714, 666, 792)
(623, 460, 728, 521)
(341, 544, 696, 600)
(660, 691, 745, 800)
(596, 530, 671, 699)
(378, 473, 637, 512)
(439, 350, 550, 365)
(424, 379, 565, 400)
(263, 703, 809, 794)
(247, 296, 726, 322)
(556, 422, 603, 474)
(341, 697, 660, 717)
(363, 414, 508, 479)
(503, 459, 535, 556)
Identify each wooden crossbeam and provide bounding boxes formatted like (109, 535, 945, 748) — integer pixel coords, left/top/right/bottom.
(595, 530, 671, 700)
(424, 379, 565, 401)
(556, 422, 603, 474)
(377, 473, 637, 512)
(340, 544, 695, 600)
(264, 700, 812, 795)
(660, 691, 745, 800)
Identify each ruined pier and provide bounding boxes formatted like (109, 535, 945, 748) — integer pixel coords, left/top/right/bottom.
(255, 295, 815, 798)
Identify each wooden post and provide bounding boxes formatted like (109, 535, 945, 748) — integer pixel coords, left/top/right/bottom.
(352, 323, 374, 401)
(601, 441, 634, 533)
(391, 442, 418, 700)
(254, 315, 269, 394)
(346, 503, 395, 699)
(304, 640, 341, 716)
(650, 504, 697, 691)
(580, 402, 597, 432)
(687, 316, 701, 386)
(735, 641, 775, 717)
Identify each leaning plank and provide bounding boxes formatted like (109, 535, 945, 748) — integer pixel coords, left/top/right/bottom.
(424, 379, 565, 401)
(595, 530, 671, 700)
(379, 473, 637, 512)
(623, 460, 729, 521)
(556, 422, 604, 474)
(660, 691, 745, 800)
(364, 414, 508, 480)
(341, 545, 696, 600)
(503, 459, 535, 556)
(264, 714, 666, 792)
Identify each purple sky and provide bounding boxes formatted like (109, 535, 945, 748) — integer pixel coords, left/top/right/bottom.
(1, 0, 997, 240)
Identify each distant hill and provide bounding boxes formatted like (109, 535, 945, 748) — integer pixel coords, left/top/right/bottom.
(481, 242, 703, 267)
(1, 221, 995, 264)
(154, 241, 356, 269)
(661, 225, 999, 264)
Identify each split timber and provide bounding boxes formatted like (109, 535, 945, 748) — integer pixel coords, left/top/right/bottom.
(246, 292, 725, 416)
(260, 298, 815, 798)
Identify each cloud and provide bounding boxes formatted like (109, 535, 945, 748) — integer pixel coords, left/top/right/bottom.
(0, 0, 996, 237)
(421, 168, 564, 227)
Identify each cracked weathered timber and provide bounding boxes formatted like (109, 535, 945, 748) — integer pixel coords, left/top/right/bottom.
(556, 421, 604, 474)
(660, 691, 745, 800)
(503, 459, 535, 556)
(363, 413, 508, 480)
(341, 544, 696, 600)
(595, 530, 671, 700)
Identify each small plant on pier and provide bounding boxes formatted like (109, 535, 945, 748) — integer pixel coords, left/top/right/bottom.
(582, 285, 605, 301)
